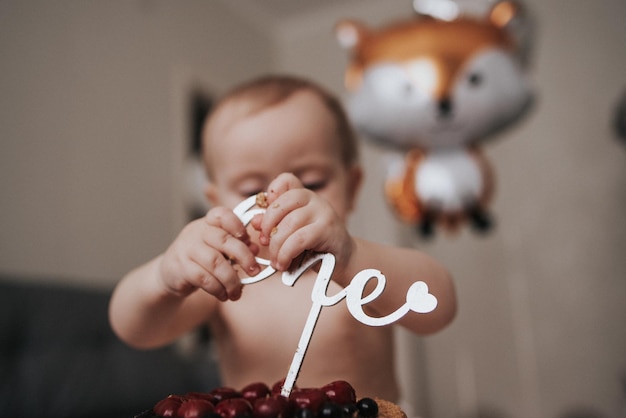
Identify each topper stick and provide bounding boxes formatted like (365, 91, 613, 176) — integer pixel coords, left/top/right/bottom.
(280, 252, 337, 397)
(280, 300, 323, 397)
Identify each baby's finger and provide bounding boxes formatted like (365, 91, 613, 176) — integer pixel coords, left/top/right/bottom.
(259, 189, 313, 246)
(205, 207, 250, 243)
(204, 209, 259, 274)
(266, 173, 303, 204)
(189, 249, 243, 301)
(203, 228, 261, 277)
(272, 223, 320, 271)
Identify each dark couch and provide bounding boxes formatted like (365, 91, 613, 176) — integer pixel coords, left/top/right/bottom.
(0, 278, 221, 418)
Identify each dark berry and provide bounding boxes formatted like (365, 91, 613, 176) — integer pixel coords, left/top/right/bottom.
(319, 402, 343, 418)
(356, 398, 378, 418)
(293, 408, 316, 418)
(342, 403, 357, 416)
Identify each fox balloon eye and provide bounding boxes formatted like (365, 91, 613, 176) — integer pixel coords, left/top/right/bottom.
(468, 72, 483, 86)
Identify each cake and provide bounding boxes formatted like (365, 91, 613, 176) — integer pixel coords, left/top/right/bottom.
(135, 380, 406, 418)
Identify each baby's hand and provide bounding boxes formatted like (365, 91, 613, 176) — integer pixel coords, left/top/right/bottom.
(251, 173, 354, 273)
(158, 207, 261, 301)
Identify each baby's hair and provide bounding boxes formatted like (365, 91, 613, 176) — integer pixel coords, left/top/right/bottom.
(202, 75, 359, 177)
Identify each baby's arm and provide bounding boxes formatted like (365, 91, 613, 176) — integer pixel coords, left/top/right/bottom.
(109, 207, 261, 349)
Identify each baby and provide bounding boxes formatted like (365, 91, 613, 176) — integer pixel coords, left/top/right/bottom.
(109, 75, 457, 402)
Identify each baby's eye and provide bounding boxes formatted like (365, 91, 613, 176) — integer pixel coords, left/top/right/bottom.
(303, 180, 327, 191)
(240, 189, 264, 198)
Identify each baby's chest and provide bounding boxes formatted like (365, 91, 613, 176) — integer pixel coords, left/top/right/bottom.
(216, 277, 366, 351)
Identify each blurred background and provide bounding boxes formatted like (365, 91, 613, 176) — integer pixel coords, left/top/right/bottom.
(1, 0, 625, 417)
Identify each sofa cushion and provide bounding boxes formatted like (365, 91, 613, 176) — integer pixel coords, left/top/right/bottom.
(0, 278, 220, 418)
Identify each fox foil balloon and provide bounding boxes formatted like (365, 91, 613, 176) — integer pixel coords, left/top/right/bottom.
(336, 1, 533, 237)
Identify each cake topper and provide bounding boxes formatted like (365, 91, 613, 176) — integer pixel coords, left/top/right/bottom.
(233, 194, 438, 396)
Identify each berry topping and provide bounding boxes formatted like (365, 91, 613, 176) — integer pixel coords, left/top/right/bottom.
(185, 392, 217, 403)
(342, 403, 358, 416)
(241, 382, 271, 403)
(318, 402, 343, 418)
(153, 396, 183, 417)
(210, 387, 242, 402)
(321, 381, 357, 406)
(271, 379, 295, 396)
(146, 381, 385, 418)
(356, 398, 379, 418)
(178, 399, 215, 418)
(288, 388, 328, 413)
(215, 398, 253, 418)
(293, 408, 315, 418)
(253, 395, 291, 418)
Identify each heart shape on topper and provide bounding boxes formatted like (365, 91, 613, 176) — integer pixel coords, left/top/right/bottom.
(406, 281, 438, 313)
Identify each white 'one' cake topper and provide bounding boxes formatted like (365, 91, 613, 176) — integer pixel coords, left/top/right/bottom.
(233, 194, 438, 397)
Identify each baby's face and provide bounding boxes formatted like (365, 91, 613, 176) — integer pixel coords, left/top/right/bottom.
(205, 90, 359, 221)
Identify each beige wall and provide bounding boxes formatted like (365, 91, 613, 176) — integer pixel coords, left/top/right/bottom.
(271, 0, 626, 417)
(0, 1, 273, 288)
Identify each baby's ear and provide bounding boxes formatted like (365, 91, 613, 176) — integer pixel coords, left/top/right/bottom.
(346, 165, 364, 213)
(204, 182, 218, 207)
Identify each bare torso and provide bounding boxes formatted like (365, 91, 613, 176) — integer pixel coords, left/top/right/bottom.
(208, 270, 399, 401)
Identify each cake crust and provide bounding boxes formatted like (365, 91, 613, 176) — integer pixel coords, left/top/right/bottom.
(374, 398, 407, 418)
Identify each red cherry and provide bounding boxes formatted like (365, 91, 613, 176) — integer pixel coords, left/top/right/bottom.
(178, 399, 215, 418)
(210, 387, 242, 402)
(253, 395, 291, 418)
(271, 379, 286, 396)
(321, 380, 356, 405)
(215, 398, 253, 418)
(241, 382, 271, 403)
(271, 379, 298, 396)
(289, 388, 328, 413)
(184, 392, 216, 403)
(153, 396, 183, 417)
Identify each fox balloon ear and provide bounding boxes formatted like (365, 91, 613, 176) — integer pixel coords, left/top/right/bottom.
(489, 1, 521, 29)
(335, 19, 370, 91)
(335, 19, 368, 51)
(489, 1, 533, 66)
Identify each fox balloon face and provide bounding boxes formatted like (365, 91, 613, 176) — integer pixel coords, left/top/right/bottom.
(338, 4, 532, 150)
(336, 2, 533, 236)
